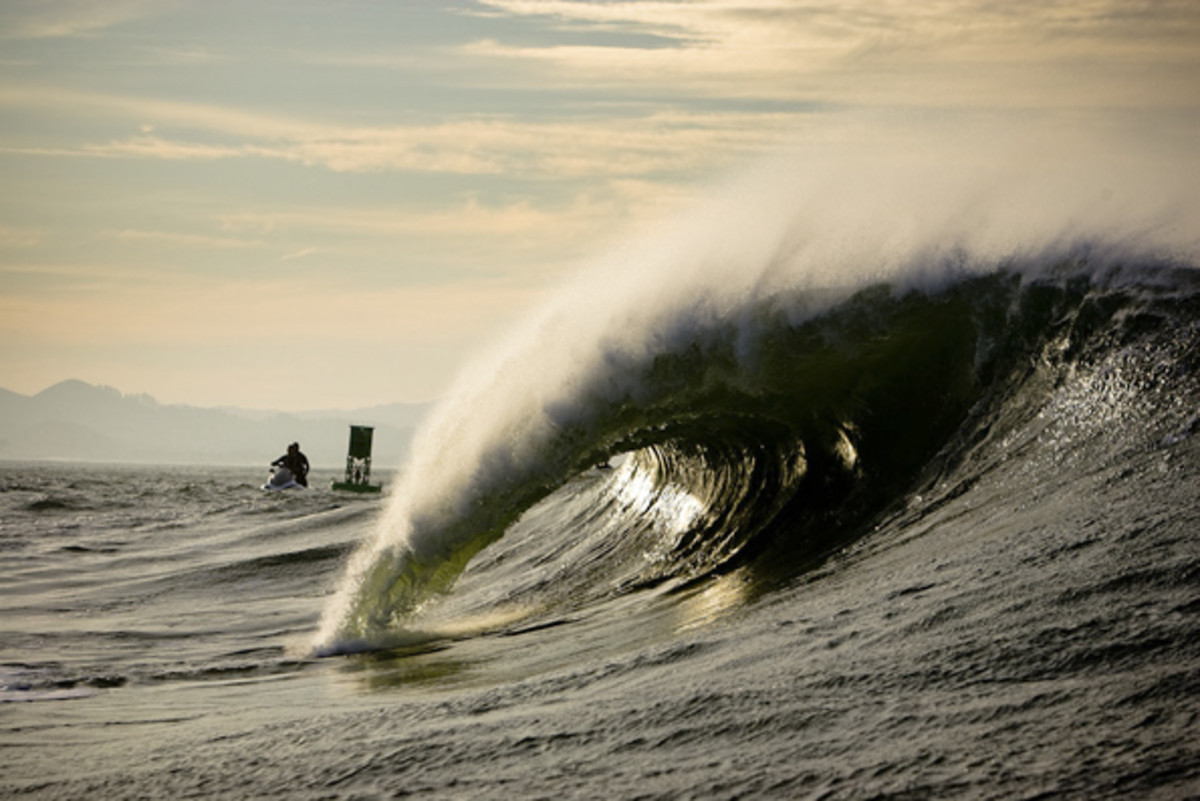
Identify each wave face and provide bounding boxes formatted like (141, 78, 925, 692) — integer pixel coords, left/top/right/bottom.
(314, 131, 1200, 654)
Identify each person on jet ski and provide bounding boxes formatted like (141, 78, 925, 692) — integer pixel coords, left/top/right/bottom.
(271, 442, 310, 487)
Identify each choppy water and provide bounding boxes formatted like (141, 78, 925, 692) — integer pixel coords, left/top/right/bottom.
(3, 260, 1200, 799)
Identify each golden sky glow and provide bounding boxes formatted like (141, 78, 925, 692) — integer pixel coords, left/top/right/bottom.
(1, 0, 1197, 409)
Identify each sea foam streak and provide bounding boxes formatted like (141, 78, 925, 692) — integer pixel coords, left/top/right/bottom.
(313, 118, 1200, 655)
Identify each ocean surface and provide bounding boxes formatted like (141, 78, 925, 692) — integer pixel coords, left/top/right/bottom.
(3, 259, 1200, 798)
(5, 124, 1200, 797)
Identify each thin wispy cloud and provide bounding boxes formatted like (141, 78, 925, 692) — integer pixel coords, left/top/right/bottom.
(0, 85, 310, 140)
(108, 229, 265, 250)
(217, 184, 696, 250)
(88, 136, 250, 161)
(280, 247, 319, 262)
(2, 83, 803, 176)
(0, 0, 161, 39)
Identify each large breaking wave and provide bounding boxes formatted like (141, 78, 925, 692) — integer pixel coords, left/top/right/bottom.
(313, 125, 1200, 655)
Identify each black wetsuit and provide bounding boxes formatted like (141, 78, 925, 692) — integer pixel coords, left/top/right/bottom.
(271, 451, 310, 486)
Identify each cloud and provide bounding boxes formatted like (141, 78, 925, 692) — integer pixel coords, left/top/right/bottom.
(0, 83, 803, 176)
(268, 111, 797, 176)
(0, 0, 161, 39)
(221, 200, 563, 239)
(107, 228, 265, 250)
(280, 247, 319, 262)
(468, 0, 1200, 106)
(217, 184, 698, 254)
(8, 2, 1192, 186)
(85, 135, 250, 161)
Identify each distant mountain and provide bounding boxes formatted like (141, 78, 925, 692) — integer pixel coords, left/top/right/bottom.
(0, 380, 432, 468)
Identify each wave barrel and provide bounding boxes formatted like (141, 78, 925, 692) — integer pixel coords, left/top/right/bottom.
(331, 425, 382, 494)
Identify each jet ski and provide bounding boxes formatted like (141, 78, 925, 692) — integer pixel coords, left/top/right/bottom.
(261, 466, 305, 491)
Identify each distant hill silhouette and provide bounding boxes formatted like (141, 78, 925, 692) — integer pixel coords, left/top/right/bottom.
(0, 380, 430, 468)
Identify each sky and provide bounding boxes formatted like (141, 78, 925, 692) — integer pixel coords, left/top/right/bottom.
(1, 1, 1197, 411)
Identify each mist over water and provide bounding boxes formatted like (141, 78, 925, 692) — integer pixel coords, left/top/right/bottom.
(315, 116, 1200, 652)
